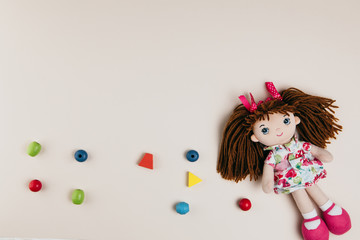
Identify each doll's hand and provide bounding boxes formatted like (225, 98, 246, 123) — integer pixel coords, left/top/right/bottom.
(262, 164, 274, 194)
(310, 145, 334, 163)
(262, 180, 274, 194)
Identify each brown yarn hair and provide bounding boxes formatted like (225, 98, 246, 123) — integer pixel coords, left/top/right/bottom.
(217, 87, 342, 182)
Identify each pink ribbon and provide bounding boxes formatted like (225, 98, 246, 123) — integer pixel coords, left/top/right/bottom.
(265, 82, 282, 100)
(238, 82, 282, 113)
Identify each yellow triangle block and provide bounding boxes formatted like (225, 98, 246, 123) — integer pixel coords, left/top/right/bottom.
(187, 172, 202, 187)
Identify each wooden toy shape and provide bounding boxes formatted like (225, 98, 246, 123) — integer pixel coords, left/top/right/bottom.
(187, 172, 202, 187)
(138, 153, 153, 169)
(27, 141, 42, 157)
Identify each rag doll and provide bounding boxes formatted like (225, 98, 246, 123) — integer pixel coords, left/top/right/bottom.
(217, 82, 351, 240)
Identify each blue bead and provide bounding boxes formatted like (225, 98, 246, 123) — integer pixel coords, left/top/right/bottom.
(186, 150, 199, 162)
(74, 150, 88, 162)
(176, 202, 189, 215)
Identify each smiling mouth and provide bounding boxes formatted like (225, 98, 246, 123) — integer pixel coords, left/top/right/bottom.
(277, 132, 284, 137)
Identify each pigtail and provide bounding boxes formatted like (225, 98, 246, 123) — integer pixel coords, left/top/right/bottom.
(281, 88, 342, 148)
(217, 105, 265, 182)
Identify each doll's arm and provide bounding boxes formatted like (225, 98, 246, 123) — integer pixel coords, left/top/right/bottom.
(262, 164, 274, 193)
(310, 145, 334, 163)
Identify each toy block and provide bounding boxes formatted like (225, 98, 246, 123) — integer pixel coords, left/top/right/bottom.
(187, 172, 202, 187)
(138, 153, 153, 169)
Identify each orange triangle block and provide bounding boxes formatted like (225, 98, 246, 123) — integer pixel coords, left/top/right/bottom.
(138, 153, 153, 169)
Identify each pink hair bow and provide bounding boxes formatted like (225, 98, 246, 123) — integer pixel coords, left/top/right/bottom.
(238, 82, 283, 113)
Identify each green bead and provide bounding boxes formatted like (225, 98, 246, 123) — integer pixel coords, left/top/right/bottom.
(27, 141, 42, 157)
(72, 189, 85, 205)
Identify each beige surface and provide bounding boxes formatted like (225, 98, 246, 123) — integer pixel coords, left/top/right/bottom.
(0, 1, 359, 239)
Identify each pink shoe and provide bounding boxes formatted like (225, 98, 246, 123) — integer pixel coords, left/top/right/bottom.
(323, 203, 351, 235)
(302, 216, 329, 240)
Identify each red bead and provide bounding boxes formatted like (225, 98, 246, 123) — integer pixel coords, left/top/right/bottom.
(29, 179, 42, 192)
(238, 198, 251, 211)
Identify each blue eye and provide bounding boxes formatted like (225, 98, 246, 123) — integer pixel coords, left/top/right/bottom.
(283, 118, 291, 125)
(261, 127, 269, 135)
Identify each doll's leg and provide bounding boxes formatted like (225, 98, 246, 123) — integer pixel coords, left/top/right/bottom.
(306, 184, 351, 235)
(306, 184, 345, 215)
(292, 189, 321, 228)
(291, 189, 329, 240)
(305, 184, 330, 208)
(292, 188, 315, 214)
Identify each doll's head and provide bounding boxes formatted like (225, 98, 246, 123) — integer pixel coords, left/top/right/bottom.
(251, 112, 300, 147)
(217, 83, 342, 183)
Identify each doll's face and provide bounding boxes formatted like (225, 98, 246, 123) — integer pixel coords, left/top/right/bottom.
(251, 112, 300, 146)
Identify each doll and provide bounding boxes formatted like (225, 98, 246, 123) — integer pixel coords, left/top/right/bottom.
(217, 82, 351, 240)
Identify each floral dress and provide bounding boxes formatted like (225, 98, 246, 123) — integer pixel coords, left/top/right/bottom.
(264, 137, 327, 194)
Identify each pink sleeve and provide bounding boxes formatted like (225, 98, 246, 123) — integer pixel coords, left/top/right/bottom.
(264, 151, 275, 168)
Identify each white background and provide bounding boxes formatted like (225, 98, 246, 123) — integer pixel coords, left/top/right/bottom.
(0, 1, 359, 240)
